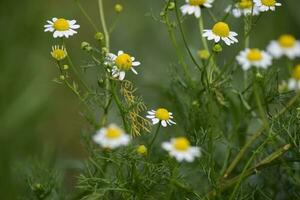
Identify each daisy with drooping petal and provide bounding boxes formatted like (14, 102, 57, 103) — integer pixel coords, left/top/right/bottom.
(203, 22, 238, 46)
(180, 0, 214, 18)
(44, 18, 80, 38)
(236, 48, 272, 70)
(51, 45, 67, 61)
(253, 0, 281, 12)
(93, 124, 130, 149)
(267, 34, 300, 59)
(225, 0, 260, 18)
(107, 51, 140, 81)
(288, 65, 300, 91)
(162, 137, 201, 162)
(146, 108, 176, 127)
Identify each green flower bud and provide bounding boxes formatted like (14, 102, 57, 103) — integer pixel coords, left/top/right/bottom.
(94, 32, 104, 41)
(168, 2, 175, 10)
(198, 50, 210, 60)
(256, 72, 263, 81)
(102, 47, 109, 55)
(63, 65, 69, 70)
(81, 42, 90, 50)
(212, 44, 222, 53)
(114, 4, 123, 13)
(59, 75, 65, 80)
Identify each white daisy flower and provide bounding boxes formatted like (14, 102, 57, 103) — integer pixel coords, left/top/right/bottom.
(51, 45, 67, 61)
(253, 0, 281, 12)
(162, 137, 201, 162)
(93, 124, 130, 149)
(44, 18, 80, 38)
(288, 65, 300, 91)
(146, 108, 176, 127)
(267, 34, 300, 59)
(106, 51, 140, 81)
(202, 22, 238, 46)
(180, 0, 214, 18)
(236, 48, 272, 70)
(225, 0, 260, 18)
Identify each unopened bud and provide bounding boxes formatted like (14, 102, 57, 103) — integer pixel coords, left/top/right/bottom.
(212, 44, 222, 53)
(168, 2, 175, 10)
(94, 32, 104, 41)
(63, 65, 69, 70)
(59, 75, 65, 80)
(137, 145, 147, 155)
(114, 4, 123, 13)
(198, 50, 210, 60)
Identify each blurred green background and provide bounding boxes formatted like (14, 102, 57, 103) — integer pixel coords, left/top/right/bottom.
(0, 0, 299, 198)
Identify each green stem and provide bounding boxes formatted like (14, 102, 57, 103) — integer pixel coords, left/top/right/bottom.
(75, 0, 99, 32)
(148, 124, 161, 153)
(98, 0, 110, 50)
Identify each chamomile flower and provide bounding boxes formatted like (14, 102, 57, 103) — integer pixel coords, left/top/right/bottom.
(51, 45, 67, 61)
(253, 0, 281, 12)
(288, 65, 300, 91)
(236, 48, 272, 70)
(93, 124, 130, 149)
(180, 0, 214, 18)
(202, 22, 238, 46)
(44, 18, 80, 38)
(107, 51, 140, 81)
(267, 34, 300, 59)
(162, 137, 201, 162)
(146, 108, 176, 127)
(225, 0, 260, 18)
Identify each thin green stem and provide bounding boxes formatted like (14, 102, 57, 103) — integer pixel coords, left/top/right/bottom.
(98, 0, 110, 50)
(148, 124, 161, 153)
(75, 0, 99, 32)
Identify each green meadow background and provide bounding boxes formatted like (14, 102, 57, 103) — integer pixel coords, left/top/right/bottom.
(0, 0, 299, 198)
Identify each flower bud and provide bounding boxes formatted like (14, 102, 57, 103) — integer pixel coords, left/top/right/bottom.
(63, 65, 69, 70)
(212, 44, 222, 53)
(137, 145, 147, 155)
(59, 75, 65, 80)
(114, 4, 123, 13)
(256, 72, 263, 81)
(102, 47, 109, 55)
(168, 2, 175, 10)
(198, 50, 210, 60)
(94, 32, 104, 41)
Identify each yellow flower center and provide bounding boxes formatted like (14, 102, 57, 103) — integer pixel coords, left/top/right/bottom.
(106, 128, 122, 139)
(51, 48, 67, 61)
(247, 49, 263, 61)
(261, 0, 276, 6)
(155, 108, 170, 120)
(238, 0, 253, 9)
(292, 65, 300, 80)
(212, 22, 230, 37)
(189, 0, 206, 6)
(278, 34, 296, 48)
(53, 18, 70, 31)
(173, 137, 190, 151)
(115, 53, 132, 70)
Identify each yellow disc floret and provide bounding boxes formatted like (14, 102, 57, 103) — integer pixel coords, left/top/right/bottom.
(106, 127, 122, 139)
(278, 34, 296, 48)
(51, 46, 67, 61)
(247, 49, 263, 61)
(292, 65, 300, 80)
(238, 0, 253, 9)
(115, 53, 132, 70)
(173, 137, 190, 151)
(189, 0, 206, 6)
(53, 18, 70, 31)
(212, 22, 230, 37)
(155, 108, 170, 120)
(261, 0, 276, 6)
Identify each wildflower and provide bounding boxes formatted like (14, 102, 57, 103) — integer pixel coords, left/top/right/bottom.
(180, 0, 214, 18)
(107, 51, 140, 81)
(162, 137, 201, 162)
(93, 124, 130, 149)
(146, 108, 176, 127)
(236, 48, 272, 70)
(203, 22, 238, 46)
(51, 45, 67, 61)
(225, 0, 260, 18)
(288, 65, 300, 91)
(267, 34, 300, 59)
(253, 0, 281, 12)
(137, 145, 147, 155)
(44, 18, 80, 38)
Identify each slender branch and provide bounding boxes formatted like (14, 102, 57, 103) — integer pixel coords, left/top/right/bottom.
(148, 124, 161, 153)
(98, 0, 110, 50)
(75, 0, 99, 32)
